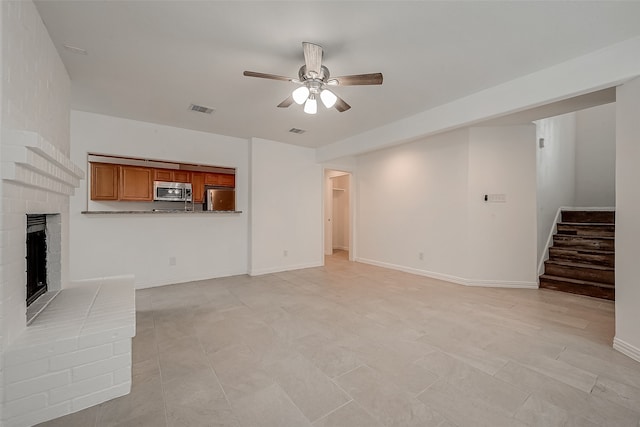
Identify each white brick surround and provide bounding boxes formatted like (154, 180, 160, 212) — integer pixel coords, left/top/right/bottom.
(3, 277, 135, 427)
(1, 2, 135, 425)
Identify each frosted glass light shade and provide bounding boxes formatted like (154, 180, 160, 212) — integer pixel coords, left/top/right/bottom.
(303, 96, 317, 114)
(320, 89, 337, 108)
(292, 86, 310, 104)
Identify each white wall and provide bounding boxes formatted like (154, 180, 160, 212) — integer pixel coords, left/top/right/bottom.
(356, 129, 471, 282)
(467, 126, 537, 284)
(614, 76, 640, 362)
(535, 113, 577, 263)
(356, 126, 537, 286)
(249, 138, 323, 275)
(70, 111, 249, 288)
(575, 103, 616, 207)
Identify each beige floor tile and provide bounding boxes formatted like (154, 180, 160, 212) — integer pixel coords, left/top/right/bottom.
(415, 351, 527, 414)
(36, 254, 640, 427)
(312, 401, 381, 427)
(417, 378, 528, 427)
(417, 333, 509, 375)
(230, 382, 312, 427)
(95, 375, 165, 427)
(262, 351, 350, 422)
(335, 365, 444, 427)
(131, 327, 158, 364)
(163, 370, 239, 427)
(558, 347, 640, 388)
(35, 406, 98, 427)
(514, 394, 598, 427)
(591, 376, 640, 413)
(294, 333, 364, 378)
(208, 343, 276, 401)
(157, 336, 211, 384)
(496, 361, 640, 426)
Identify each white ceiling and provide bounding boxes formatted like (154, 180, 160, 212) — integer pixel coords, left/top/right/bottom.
(34, 1, 640, 149)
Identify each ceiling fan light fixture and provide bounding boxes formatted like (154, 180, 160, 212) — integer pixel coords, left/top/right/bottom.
(292, 86, 310, 105)
(320, 89, 337, 108)
(304, 95, 317, 114)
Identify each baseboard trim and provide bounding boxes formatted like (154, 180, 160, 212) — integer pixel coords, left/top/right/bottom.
(613, 337, 640, 363)
(134, 270, 248, 289)
(355, 257, 538, 289)
(249, 261, 323, 277)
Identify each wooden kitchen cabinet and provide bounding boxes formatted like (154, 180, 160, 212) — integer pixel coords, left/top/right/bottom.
(218, 174, 235, 188)
(91, 163, 119, 200)
(119, 166, 153, 201)
(203, 173, 235, 188)
(154, 168, 191, 183)
(173, 170, 191, 183)
(154, 168, 173, 181)
(203, 173, 219, 186)
(191, 172, 205, 203)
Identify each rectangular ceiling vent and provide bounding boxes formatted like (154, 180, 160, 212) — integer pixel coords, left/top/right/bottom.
(188, 104, 215, 114)
(289, 128, 306, 134)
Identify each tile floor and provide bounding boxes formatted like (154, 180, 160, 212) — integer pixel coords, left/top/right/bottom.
(38, 251, 640, 427)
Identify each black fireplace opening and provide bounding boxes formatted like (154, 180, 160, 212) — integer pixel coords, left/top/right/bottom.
(26, 214, 47, 306)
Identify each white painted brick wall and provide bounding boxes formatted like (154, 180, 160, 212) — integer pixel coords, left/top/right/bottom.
(2, 278, 135, 426)
(0, 2, 134, 426)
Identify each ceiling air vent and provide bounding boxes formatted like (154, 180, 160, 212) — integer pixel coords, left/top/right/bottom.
(188, 104, 215, 114)
(289, 128, 306, 134)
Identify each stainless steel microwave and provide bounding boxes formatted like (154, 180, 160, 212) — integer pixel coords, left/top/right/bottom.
(153, 181, 192, 202)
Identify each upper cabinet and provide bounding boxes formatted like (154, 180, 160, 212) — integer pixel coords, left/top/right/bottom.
(91, 163, 119, 200)
(203, 173, 235, 188)
(154, 168, 191, 183)
(119, 166, 153, 201)
(191, 172, 205, 203)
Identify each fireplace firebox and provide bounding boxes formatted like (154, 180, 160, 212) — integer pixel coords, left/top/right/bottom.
(26, 214, 48, 306)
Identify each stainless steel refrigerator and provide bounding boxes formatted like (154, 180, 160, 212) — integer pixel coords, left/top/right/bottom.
(204, 187, 236, 211)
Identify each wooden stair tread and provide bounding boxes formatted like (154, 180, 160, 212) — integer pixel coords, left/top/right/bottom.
(555, 235, 614, 240)
(539, 274, 615, 289)
(544, 259, 614, 271)
(559, 222, 615, 226)
(550, 247, 614, 255)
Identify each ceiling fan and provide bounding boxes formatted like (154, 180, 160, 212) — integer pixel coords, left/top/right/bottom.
(243, 42, 383, 114)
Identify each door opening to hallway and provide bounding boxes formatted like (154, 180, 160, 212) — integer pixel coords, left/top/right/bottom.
(324, 170, 352, 260)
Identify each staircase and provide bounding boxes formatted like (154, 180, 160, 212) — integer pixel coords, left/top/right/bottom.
(539, 210, 615, 300)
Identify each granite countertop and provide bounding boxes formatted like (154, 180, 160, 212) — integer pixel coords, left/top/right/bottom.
(81, 210, 242, 214)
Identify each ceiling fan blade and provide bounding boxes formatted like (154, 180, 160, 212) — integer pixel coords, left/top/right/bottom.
(334, 95, 351, 112)
(243, 71, 294, 82)
(329, 73, 383, 86)
(302, 42, 323, 77)
(277, 95, 294, 108)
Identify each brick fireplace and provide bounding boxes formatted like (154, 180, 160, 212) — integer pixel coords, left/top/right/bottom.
(0, 130, 136, 427)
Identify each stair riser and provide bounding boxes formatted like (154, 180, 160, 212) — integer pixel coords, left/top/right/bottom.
(544, 263, 615, 285)
(553, 236, 614, 251)
(556, 224, 615, 237)
(540, 278, 614, 300)
(561, 211, 615, 224)
(548, 248, 615, 267)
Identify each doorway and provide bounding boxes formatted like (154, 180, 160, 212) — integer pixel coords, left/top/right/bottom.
(324, 170, 352, 259)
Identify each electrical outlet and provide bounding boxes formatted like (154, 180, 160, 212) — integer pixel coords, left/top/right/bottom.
(487, 193, 507, 203)
(169, 256, 176, 266)
(283, 250, 288, 257)
(419, 252, 424, 260)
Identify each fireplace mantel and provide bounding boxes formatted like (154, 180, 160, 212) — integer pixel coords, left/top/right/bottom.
(1, 130, 84, 195)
